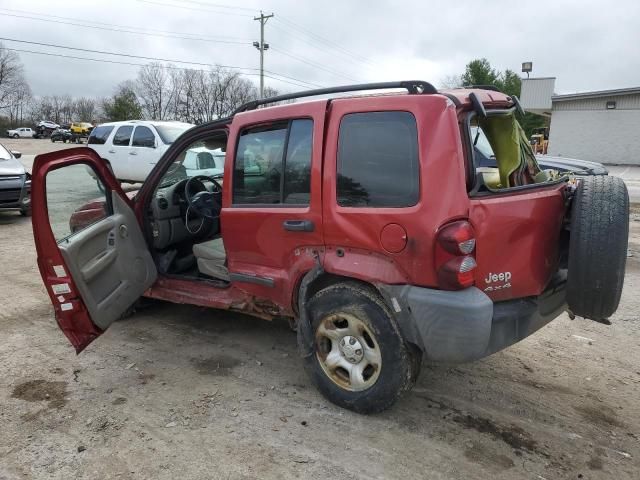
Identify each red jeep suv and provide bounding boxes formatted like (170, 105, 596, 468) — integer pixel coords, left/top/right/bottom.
(32, 82, 629, 413)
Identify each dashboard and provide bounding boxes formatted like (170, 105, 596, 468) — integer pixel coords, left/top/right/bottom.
(149, 179, 220, 249)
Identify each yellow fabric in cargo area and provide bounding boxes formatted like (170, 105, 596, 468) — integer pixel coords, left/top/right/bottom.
(480, 114, 540, 188)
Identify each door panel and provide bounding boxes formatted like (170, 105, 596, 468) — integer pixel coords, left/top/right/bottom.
(109, 125, 134, 180)
(59, 194, 156, 330)
(32, 148, 156, 352)
(129, 126, 158, 181)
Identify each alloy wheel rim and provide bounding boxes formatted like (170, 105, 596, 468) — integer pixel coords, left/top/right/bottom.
(315, 313, 382, 392)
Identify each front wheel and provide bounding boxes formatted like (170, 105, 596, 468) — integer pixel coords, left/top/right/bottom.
(13, 134, 19, 139)
(303, 282, 414, 413)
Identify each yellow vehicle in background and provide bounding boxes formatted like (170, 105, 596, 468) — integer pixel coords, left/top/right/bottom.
(530, 127, 549, 154)
(69, 122, 94, 135)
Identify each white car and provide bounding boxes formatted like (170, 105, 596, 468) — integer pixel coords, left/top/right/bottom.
(7, 127, 34, 138)
(87, 120, 195, 183)
(182, 146, 225, 177)
(37, 120, 60, 130)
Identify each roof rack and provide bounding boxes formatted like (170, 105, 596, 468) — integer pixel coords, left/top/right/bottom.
(464, 85, 502, 92)
(233, 80, 438, 114)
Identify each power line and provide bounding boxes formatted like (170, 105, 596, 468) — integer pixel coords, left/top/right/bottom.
(167, 0, 255, 12)
(0, 8, 344, 85)
(4, 47, 320, 90)
(270, 46, 359, 82)
(0, 37, 323, 88)
(132, 0, 378, 72)
(133, 0, 253, 17)
(0, 36, 260, 71)
(270, 20, 377, 70)
(0, 10, 252, 45)
(275, 16, 377, 67)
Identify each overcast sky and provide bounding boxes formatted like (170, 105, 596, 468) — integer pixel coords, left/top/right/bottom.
(1, 0, 639, 98)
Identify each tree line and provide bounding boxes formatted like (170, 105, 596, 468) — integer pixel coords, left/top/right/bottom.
(0, 43, 277, 129)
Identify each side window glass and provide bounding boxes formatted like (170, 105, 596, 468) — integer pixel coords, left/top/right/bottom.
(283, 119, 313, 205)
(46, 164, 109, 242)
(132, 126, 156, 148)
(88, 126, 114, 145)
(112, 126, 133, 146)
(337, 111, 419, 207)
(233, 123, 288, 204)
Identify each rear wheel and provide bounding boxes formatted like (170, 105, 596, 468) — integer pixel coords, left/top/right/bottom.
(303, 282, 413, 413)
(567, 176, 629, 320)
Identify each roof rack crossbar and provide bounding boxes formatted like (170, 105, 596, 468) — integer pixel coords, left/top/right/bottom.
(233, 80, 438, 114)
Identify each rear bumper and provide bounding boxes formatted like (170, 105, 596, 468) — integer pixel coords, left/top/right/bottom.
(377, 271, 567, 363)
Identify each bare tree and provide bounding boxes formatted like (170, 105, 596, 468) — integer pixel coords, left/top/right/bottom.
(0, 43, 26, 110)
(136, 62, 176, 120)
(131, 63, 277, 123)
(76, 97, 97, 122)
(60, 94, 75, 124)
(439, 74, 463, 89)
(4, 82, 31, 126)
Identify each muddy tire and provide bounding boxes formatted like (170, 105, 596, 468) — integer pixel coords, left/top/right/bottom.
(567, 176, 629, 320)
(303, 282, 413, 414)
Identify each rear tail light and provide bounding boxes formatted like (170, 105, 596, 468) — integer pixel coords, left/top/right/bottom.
(435, 220, 477, 290)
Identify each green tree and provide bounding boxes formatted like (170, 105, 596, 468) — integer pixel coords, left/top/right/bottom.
(460, 58, 547, 136)
(498, 69, 521, 98)
(461, 58, 499, 87)
(102, 82, 142, 121)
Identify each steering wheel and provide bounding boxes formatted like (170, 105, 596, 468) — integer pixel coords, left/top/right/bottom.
(184, 175, 222, 220)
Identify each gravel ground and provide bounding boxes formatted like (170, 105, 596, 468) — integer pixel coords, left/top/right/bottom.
(1, 139, 639, 479)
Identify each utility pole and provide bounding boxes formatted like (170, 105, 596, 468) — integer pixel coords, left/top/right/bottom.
(254, 11, 274, 99)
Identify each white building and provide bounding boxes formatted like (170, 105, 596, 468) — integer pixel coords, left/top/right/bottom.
(521, 78, 640, 166)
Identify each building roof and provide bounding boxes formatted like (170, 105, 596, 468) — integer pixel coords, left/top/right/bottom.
(552, 86, 640, 102)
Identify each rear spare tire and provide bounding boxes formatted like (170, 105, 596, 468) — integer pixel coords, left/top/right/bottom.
(567, 176, 629, 320)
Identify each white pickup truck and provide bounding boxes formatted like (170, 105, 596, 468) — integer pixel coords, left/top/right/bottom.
(6, 127, 35, 138)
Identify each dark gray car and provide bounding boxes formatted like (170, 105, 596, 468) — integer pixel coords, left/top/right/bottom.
(473, 127, 608, 175)
(0, 142, 31, 216)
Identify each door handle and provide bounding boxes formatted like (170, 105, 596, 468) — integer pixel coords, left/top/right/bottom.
(108, 149, 115, 154)
(129, 151, 137, 156)
(283, 220, 314, 232)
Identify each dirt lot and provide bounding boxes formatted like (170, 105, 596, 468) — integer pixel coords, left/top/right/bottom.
(1, 139, 640, 479)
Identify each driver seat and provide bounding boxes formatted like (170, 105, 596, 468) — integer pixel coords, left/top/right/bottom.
(193, 237, 229, 281)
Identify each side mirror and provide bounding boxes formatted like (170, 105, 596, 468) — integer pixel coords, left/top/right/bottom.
(11, 151, 22, 159)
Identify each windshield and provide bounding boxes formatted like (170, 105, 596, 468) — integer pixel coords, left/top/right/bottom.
(0, 144, 11, 160)
(158, 136, 227, 189)
(154, 123, 194, 145)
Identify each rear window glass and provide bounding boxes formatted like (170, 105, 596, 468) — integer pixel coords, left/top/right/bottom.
(337, 111, 419, 207)
(154, 124, 192, 144)
(88, 125, 114, 145)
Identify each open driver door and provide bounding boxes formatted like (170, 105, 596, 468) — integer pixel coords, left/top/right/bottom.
(31, 148, 157, 352)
